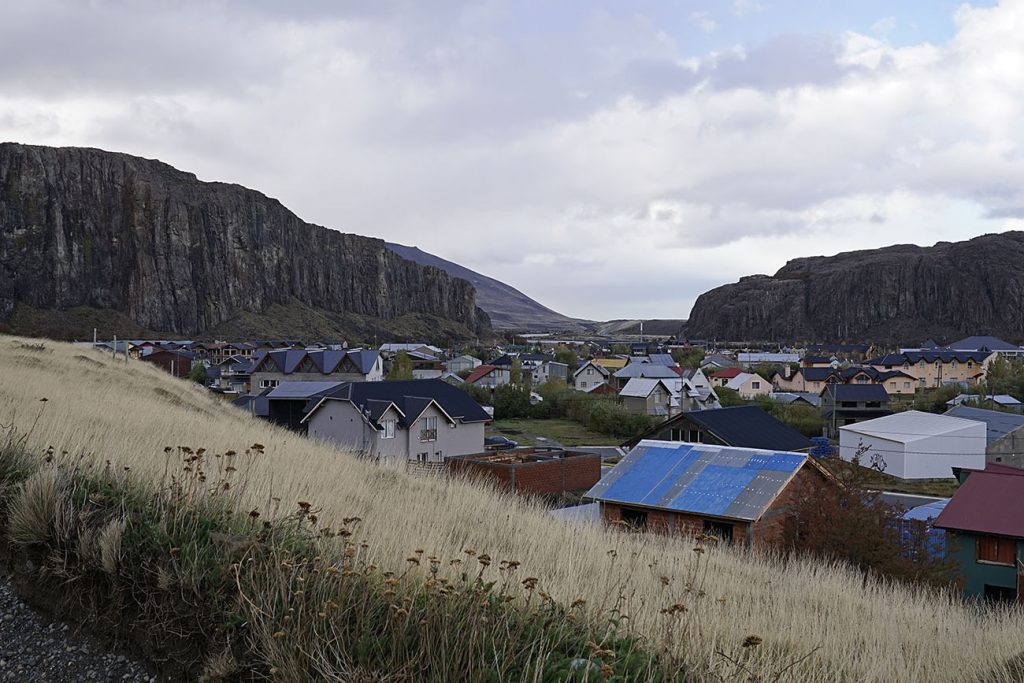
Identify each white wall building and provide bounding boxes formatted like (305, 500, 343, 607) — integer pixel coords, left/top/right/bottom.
(838, 410, 986, 479)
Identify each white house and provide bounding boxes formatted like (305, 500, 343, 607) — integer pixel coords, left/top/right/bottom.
(573, 360, 612, 392)
(446, 355, 482, 374)
(839, 410, 986, 479)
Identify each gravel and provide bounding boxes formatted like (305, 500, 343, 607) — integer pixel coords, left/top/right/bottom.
(0, 577, 156, 682)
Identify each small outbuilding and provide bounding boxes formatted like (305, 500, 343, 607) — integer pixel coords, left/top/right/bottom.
(945, 405, 1024, 469)
(586, 440, 832, 547)
(838, 410, 985, 479)
(447, 448, 601, 496)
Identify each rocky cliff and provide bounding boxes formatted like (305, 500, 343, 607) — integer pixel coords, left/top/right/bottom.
(686, 232, 1024, 344)
(0, 143, 488, 340)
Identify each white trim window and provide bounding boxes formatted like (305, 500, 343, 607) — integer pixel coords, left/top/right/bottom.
(381, 419, 396, 439)
(259, 379, 280, 389)
(420, 416, 438, 442)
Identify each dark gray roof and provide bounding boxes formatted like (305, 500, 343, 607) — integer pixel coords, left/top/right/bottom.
(823, 384, 890, 402)
(305, 379, 490, 429)
(945, 406, 1024, 444)
(252, 349, 379, 375)
(949, 336, 1021, 352)
(625, 406, 812, 452)
(868, 351, 991, 366)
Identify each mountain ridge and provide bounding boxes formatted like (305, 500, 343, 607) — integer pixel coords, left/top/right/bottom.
(0, 143, 488, 342)
(685, 231, 1024, 343)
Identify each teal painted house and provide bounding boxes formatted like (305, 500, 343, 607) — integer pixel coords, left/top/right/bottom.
(934, 463, 1024, 602)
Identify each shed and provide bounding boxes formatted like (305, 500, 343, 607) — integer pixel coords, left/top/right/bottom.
(838, 411, 986, 479)
(586, 440, 831, 546)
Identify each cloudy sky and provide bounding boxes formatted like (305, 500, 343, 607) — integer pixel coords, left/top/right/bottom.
(3, 0, 1022, 321)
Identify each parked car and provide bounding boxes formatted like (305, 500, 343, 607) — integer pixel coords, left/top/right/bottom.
(484, 435, 518, 451)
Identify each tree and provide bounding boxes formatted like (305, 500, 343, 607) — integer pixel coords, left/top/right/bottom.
(494, 384, 531, 419)
(510, 357, 523, 386)
(188, 364, 208, 385)
(387, 352, 414, 381)
(553, 346, 579, 373)
(671, 347, 705, 368)
(715, 386, 745, 406)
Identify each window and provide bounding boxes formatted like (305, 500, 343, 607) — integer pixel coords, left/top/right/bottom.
(752, 381, 760, 389)
(904, 382, 911, 390)
(620, 507, 647, 529)
(977, 535, 1016, 566)
(703, 519, 734, 544)
(419, 416, 438, 442)
(951, 360, 957, 369)
(259, 379, 280, 389)
(580, 381, 587, 389)
(587, 368, 593, 375)
(416, 452, 429, 463)
(381, 419, 396, 439)
(919, 361, 926, 369)
(968, 361, 974, 370)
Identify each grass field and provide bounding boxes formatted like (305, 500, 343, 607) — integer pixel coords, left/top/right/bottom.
(1, 336, 1023, 681)
(488, 418, 624, 447)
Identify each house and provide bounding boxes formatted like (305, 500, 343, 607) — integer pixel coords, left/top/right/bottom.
(771, 392, 821, 408)
(249, 349, 383, 393)
(647, 353, 677, 366)
(946, 394, 1023, 413)
(585, 383, 619, 396)
(805, 343, 873, 362)
(446, 448, 601, 496)
(700, 354, 738, 371)
(215, 355, 253, 393)
(263, 381, 347, 431)
(947, 336, 1024, 359)
(723, 372, 770, 399)
(933, 463, 1024, 602)
(446, 355, 482, 374)
(819, 384, 892, 439)
(612, 363, 679, 390)
(405, 351, 444, 380)
(529, 360, 568, 385)
(620, 378, 676, 417)
(379, 343, 444, 359)
(945, 406, 1024, 469)
(623, 405, 813, 452)
(464, 364, 511, 388)
(586, 440, 833, 546)
(674, 369, 721, 412)
(801, 355, 840, 368)
(139, 349, 195, 378)
(866, 351, 995, 389)
(440, 372, 465, 386)
(302, 379, 491, 467)
(838, 411, 986, 479)
(709, 367, 743, 387)
(573, 360, 611, 392)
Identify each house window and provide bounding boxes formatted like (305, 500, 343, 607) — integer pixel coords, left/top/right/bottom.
(752, 381, 760, 389)
(968, 361, 974, 370)
(620, 507, 647, 530)
(919, 361, 926, 369)
(416, 452, 429, 463)
(951, 361, 957, 369)
(381, 419, 396, 439)
(977, 535, 1016, 566)
(703, 519, 734, 544)
(587, 368, 593, 375)
(904, 382, 910, 389)
(580, 381, 587, 389)
(259, 379, 280, 389)
(419, 416, 438, 442)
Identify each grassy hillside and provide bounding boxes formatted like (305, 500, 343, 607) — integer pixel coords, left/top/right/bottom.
(0, 337, 1021, 681)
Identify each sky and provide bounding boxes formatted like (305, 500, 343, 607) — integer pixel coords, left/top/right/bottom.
(3, 0, 1023, 322)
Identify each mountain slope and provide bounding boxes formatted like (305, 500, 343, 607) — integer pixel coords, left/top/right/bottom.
(686, 232, 1024, 343)
(386, 242, 589, 331)
(0, 143, 487, 341)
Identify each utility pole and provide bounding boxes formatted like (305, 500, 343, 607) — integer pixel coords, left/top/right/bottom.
(113, 335, 117, 359)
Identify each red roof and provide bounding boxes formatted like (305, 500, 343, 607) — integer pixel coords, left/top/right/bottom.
(933, 464, 1024, 538)
(465, 364, 497, 384)
(711, 368, 743, 379)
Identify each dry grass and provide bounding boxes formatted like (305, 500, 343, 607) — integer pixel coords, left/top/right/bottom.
(1, 336, 1022, 681)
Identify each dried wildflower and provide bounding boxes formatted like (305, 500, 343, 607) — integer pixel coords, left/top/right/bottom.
(478, 553, 492, 567)
(297, 501, 312, 511)
(522, 577, 538, 590)
(600, 663, 614, 677)
(693, 547, 705, 554)
(308, 514, 318, 524)
(225, 466, 237, 473)
(164, 446, 173, 453)
(169, 547, 180, 557)
(659, 576, 670, 586)
(272, 631, 287, 639)
(406, 556, 420, 565)
(742, 635, 763, 648)
(571, 598, 586, 609)
(248, 509, 260, 519)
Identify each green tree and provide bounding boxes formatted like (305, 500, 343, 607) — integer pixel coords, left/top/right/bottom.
(510, 357, 523, 386)
(553, 347, 579, 373)
(671, 347, 705, 368)
(715, 386, 745, 406)
(387, 352, 414, 381)
(494, 384, 532, 419)
(188, 364, 208, 385)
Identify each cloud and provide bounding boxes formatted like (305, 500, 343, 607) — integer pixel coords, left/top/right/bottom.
(0, 0, 1022, 320)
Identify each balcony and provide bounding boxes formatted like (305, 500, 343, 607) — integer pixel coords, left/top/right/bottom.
(419, 429, 438, 442)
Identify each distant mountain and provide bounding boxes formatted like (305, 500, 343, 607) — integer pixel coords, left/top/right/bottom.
(686, 232, 1024, 344)
(0, 143, 488, 341)
(385, 243, 591, 331)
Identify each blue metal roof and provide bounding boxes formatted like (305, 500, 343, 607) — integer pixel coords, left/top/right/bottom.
(587, 440, 807, 521)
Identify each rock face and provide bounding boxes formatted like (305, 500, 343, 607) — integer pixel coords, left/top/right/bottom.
(386, 242, 589, 331)
(686, 233, 1024, 344)
(0, 143, 487, 339)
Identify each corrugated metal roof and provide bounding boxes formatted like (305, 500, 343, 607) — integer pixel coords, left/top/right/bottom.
(945, 406, 1024, 443)
(619, 378, 672, 398)
(933, 465, 1024, 537)
(267, 381, 345, 399)
(586, 440, 807, 522)
(824, 384, 890, 402)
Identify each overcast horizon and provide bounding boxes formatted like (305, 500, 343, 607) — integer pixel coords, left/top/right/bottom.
(3, 0, 1022, 322)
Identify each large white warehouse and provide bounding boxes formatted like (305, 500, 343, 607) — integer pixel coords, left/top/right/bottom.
(838, 410, 986, 479)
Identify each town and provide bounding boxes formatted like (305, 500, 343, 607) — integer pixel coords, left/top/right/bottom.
(86, 331, 1024, 606)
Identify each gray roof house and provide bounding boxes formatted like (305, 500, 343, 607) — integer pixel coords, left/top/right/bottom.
(945, 405, 1024, 469)
(302, 379, 491, 468)
(249, 349, 383, 393)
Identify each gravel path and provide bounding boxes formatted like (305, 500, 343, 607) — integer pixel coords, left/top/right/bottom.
(0, 578, 156, 682)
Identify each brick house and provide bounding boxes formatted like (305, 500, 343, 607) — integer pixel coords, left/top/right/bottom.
(586, 440, 833, 547)
(446, 448, 601, 495)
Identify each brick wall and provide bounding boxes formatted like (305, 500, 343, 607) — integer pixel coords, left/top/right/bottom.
(601, 503, 751, 544)
(447, 453, 601, 495)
